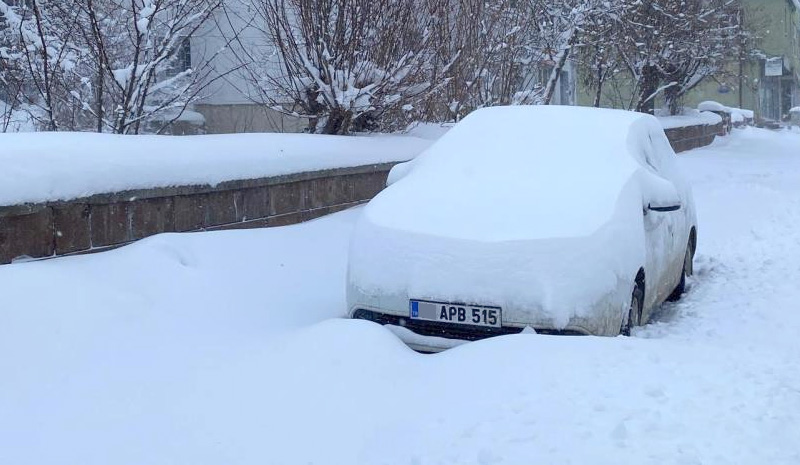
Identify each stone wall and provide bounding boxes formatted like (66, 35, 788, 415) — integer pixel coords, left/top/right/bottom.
(0, 164, 392, 265)
(664, 121, 725, 153)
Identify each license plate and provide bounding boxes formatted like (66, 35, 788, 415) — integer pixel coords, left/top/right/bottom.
(409, 300, 502, 328)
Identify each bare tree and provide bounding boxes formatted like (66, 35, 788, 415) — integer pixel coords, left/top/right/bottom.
(0, 0, 85, 130)
(77, 0, 225, 134)
(237, 0, 449, 134)
(423, 0, 535, 121)
(615, 0, 745, 115)
(1, 0, 228, 133)
(579, 2, 627, 108)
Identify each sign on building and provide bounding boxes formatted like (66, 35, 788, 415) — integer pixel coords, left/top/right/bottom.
(765, 57, 784, 77)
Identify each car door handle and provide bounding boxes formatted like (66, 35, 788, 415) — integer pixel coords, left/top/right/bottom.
(648, 203, 681, 213)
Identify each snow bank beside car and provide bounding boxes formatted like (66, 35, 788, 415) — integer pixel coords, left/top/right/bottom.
(0, 132, 432, 206)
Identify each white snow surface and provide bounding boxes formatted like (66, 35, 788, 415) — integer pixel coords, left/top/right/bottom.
(371, 106, 654, 241)
(697, 100, 727, 112)
(403, 121, 454, 140)
(2, 127, 800, 464)
(0, 132, 432, 206)
(697, 101, 755, 122)
(657, 109, 723, 129)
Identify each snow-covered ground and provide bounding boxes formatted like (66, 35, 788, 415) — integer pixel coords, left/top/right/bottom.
(1, 127, 799, 465)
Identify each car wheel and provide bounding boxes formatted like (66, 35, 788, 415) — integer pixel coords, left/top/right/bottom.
(667, 238, 695, 302)
(621, 281, 644, 336)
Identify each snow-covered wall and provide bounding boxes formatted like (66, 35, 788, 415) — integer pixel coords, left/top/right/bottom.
(653, 109, 729, 153)
(0, 131, 431, 264)
(0, 163, 395, 265)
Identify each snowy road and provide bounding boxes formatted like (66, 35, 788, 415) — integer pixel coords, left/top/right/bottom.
(1, 128, 799, 465)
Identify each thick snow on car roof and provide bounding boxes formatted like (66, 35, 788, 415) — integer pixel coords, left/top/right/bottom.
(366, 105, 653, 241)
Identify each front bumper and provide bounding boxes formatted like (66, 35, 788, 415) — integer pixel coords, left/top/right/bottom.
(352, 308, 587, 352)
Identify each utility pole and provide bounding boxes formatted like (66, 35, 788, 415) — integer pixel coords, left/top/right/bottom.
(738, 6, 744, 109)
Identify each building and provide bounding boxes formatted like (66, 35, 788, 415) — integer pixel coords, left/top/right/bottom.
(686, 0, 799, 121)
(189, 1, 307, 134)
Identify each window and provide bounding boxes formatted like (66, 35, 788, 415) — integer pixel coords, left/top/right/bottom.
(165, 38, 192, 77)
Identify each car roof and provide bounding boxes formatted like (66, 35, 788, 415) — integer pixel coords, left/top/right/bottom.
(366, 106, 658, 242)
(432, 105, 652, 166)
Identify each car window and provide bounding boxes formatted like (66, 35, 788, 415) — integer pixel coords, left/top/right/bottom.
(642, 133, 660, 173)
(647, 128, 684, 182)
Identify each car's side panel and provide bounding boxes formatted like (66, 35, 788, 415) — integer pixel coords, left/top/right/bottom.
(642, 208, 675, 309)
(640, 127, 696, 316)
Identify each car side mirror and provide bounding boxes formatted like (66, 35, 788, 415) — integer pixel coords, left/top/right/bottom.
(640, 170, 682, 214)
(648, 203, 681, 213)
(386, 160, 415, 187)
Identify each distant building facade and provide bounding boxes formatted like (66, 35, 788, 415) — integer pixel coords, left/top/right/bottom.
(686, 0, 799, 121)
(189, 1, 307, 134)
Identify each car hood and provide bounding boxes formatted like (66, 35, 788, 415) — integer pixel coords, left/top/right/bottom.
(348, 176, 647, 329)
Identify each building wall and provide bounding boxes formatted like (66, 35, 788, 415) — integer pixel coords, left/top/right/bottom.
(190, 1, 307, 133)
(194, 104, 307, 134)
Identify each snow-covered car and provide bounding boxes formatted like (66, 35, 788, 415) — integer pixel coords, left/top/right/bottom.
(347, 106, 697, 351)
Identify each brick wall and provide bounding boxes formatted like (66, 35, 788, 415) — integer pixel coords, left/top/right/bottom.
(0, 164, 393, 264)
(664, 121, 725, 153)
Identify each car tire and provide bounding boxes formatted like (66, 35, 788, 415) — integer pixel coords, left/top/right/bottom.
(621, 281, 644, 336)
(667, 238, 695, 302)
